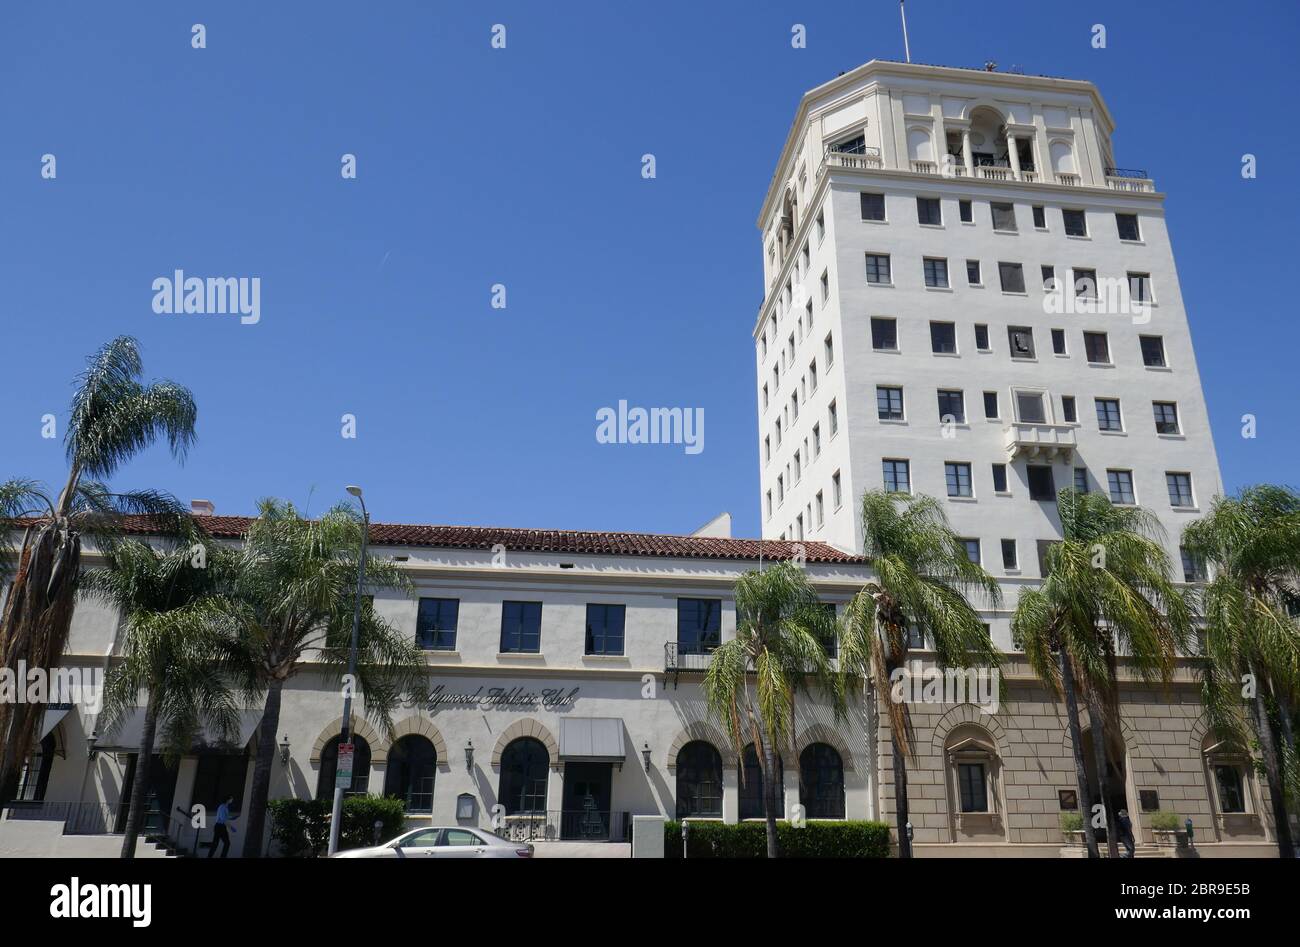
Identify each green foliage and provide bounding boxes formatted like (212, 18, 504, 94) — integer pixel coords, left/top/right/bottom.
(268, 798, 331, 858)
(663, 820, 891, 858)
(1149, 810, 1181, 832)
(1059, 812, 1083, 833)
(267, 795, 408, 856)
(340, 795, 408, 851)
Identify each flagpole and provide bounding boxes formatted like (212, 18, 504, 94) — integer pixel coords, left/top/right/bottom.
(900, 1, 912, 63)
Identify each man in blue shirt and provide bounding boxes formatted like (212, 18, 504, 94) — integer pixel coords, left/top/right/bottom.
(207, 796, 237, 858)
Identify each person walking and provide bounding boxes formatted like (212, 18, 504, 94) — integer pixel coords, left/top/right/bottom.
(207, 796, 237, 858)
(1116, 808, 1136, 858)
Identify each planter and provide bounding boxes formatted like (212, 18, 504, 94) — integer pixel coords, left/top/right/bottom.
(1152, 829, 1189, 849)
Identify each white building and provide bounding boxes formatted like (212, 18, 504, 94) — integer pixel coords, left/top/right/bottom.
(754, 60, 1223, 620)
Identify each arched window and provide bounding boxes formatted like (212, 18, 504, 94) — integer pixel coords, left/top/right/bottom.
(675, 741, 723, 819)
(316, 735, 371, 800)
(498, 738, 549, 815)
(739, 744, 784, 820)
(383, 735, 437, 813)
(799, 743, 845, 819)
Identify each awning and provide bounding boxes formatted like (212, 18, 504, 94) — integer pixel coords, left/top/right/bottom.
(558, 717, 627, 764)
(93, 708, 265, 752)
(39, 704, 72, 741)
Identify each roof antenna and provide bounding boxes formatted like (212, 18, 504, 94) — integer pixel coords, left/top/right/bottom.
(899, 1, 912, 63)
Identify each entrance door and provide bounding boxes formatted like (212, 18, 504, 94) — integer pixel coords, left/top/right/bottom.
(114, 754, 179, 835)
(561, 763, 612, 840)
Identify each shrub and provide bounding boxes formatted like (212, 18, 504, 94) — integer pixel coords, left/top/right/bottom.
(268, 798, 331, 858)
(341, 795, 408, 850)
(1149, 810, 1181, 832)
(663, 819, 891, 858)
(1059, 812, 1083, 833)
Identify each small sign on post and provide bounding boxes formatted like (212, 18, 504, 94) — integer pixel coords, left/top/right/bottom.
(336, 743, 355, 789)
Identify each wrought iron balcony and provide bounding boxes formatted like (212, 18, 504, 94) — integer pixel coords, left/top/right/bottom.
(664, 641, 716, 674)
(1004, 422, 1076, 461)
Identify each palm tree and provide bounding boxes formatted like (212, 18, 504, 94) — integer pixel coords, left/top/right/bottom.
(702, 560, 845, 857)
(1182, 485, 1300, 858)
(840, 490, 1002, 858)
(215, 499, 429, 857)
(1012, 488, 1193, 858)
(0, 337, 196, 795)
(80, 535, 240, 858)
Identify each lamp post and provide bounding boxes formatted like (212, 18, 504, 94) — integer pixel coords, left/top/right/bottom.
(327, 485, 370, 856)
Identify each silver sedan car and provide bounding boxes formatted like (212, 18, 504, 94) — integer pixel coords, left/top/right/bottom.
(330, 826, 534, 859)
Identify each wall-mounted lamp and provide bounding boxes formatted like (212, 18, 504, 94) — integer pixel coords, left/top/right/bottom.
(905, 821, 914, 843)
(86, 731, 98, 760)
(642, 742, 652, 773)
(279, 734, 291, 765)
(464, 740, 474, 773)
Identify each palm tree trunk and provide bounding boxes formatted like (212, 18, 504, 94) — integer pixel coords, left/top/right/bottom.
(120, 691, 159, 859)
(241, 678, 283, 858)
(890, 731, 912, 858)
(761, 736, 779, 858)
(1250, 680, 1295, 858)
(1085, 689, 1120, 857)
(1059, 647, 1099, 858)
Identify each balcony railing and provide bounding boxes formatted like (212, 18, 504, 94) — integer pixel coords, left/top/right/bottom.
(664, 641, 715, 675)
(818, 148, 1153, 191)
(497, 810, 630, 843)
(1005, 422, 1076, 461)
(823, 147, 882, 171)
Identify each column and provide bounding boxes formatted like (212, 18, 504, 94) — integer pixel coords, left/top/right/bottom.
(1007, 134, 1022, 180)
(962, 129, 974, 177)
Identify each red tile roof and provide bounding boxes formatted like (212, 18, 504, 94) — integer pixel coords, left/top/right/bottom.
(82, 514, 860, 564)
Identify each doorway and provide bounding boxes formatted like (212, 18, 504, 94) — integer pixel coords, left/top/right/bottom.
(1080, 727, 1128, 842)
(115, 754, 179, 835)
(561, 762, 612, 840)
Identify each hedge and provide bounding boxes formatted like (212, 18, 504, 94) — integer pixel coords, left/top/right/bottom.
(663, 819, 891, 858)
(268, 795, 408, 857)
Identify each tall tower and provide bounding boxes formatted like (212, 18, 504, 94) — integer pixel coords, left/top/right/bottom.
(755, 61, 1222, 637)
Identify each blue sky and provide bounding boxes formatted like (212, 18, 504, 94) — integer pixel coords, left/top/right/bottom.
(2, 1, 1296, 538)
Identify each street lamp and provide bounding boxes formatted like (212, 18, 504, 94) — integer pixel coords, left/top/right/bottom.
(328, 484, 370, 857)
(642, 743, 652, 772)
(86, 731, 98, 760)
(279, 734, 291, 766)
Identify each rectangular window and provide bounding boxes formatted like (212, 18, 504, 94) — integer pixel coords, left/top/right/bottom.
(916, 196, 942, 226)
(999, 262, 1026, 293)
(871, 317, 898, 351)
(960, 538, 981, 564)
(1061, 395, 1077, 423)
(930, 322, 957, 354)
(820, 271, 829, 302)
(1051, 328, 1067, 355)
(815, 211, 825, 242)
(828, 400, 838, 436)
(812, 423, 821, 456)
(1095, 398, 1123, 431)
(500, 601, 543, 653)
(1041, 264, 1056, 290)
(1032, 204, 1046, 228)
(832, 470, 842, 508)
(1084, 331, 1110, 364)
(1037, 540, 1059, 577)
(416, 598, 460, 651)
(1015, 390, 1046, 423)
(959, 199, 973, 223)
(1028, 465, 1056, 501)
(1140, 335, 1167, 367)
(983, 391, 999, 419)
(883, 458, 911, 494)
(1008, 326, 1035, 359)
(1107, 469, 1136, 505)
(946, 462, 973, 498)
(959, 763, 988, 813)
(1116, 213, 1141, 241)
(1001, 539, 1018, 570)
(1181, 547, 1207, 583)
(865, 253, 891, 284)
(923, 257, 949, 288)
(1128, 271, 1152, 303)
(824, 333, 834, 366)
(937, 389, 965, 423)
(1153, 401, 1180, 434)
(1074, 268, 1098, 299)
(1073, 467, 1089, 493)
(815, 491, 824, 527)
(1166, 472, 1194, 508)
(877, 385, 904, 420)
(966, 260, 981, 285)
(861, 192, 886, 221)
(991, 202, 1017, 232)
(585, 603, 626, 656)
(808, 359, 818, 391)
(974, 324, 990, 351)
(1214, 765, 1246, 813)
(992, 463, 1009, 493)
(1062, 208, 1088, 237)
(677, 598, 722, 655)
